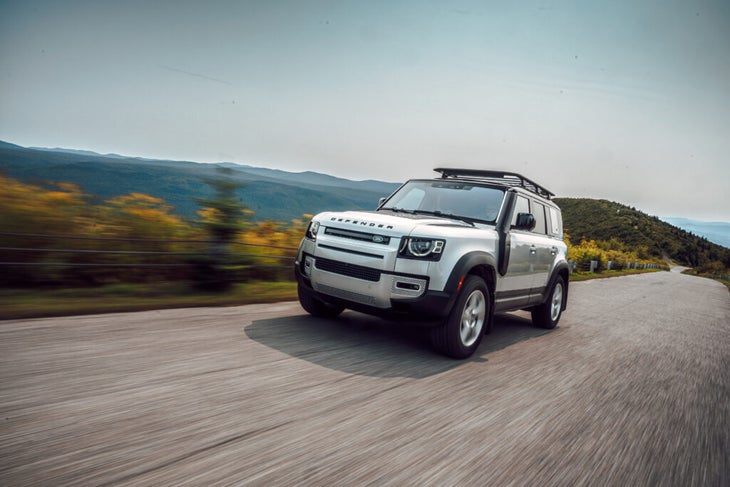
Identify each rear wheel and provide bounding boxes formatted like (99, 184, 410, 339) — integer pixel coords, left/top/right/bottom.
(431, 276, 489, 359)
(531, 276, 564, 329)
(298, 284, 344, 318)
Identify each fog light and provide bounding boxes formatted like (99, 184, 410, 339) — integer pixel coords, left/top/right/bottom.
(396, 282, 420, 291)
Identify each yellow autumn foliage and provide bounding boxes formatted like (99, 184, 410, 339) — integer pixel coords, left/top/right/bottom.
(567, 235, 661, 269)
(0, 173, 313, 284)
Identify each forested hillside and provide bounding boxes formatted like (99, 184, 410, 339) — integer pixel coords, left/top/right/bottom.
(555, 198, 730, 273)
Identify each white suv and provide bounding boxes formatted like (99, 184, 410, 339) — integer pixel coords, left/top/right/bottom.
(295, 168, 569, 358)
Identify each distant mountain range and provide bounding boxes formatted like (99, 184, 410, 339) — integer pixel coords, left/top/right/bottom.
(660, 217, 730, 249)
(0, 141, 401, 221)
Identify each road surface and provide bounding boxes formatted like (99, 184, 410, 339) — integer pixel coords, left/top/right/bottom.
(1, 271, 728, 485)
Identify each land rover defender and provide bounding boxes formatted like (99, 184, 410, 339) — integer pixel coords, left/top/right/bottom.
(295, 168, 569, 358)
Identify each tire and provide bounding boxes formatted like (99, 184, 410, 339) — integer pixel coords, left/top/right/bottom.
(531, 275, 565, 329)
(431, 276, 489, 359)
(298, 284, 344, 318)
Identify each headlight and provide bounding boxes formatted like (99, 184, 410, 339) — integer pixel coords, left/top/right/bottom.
(399, 238, 445, 260)
(306, 221, 320, 240)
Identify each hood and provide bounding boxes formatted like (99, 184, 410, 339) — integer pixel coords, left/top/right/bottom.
(315, 210, 474, 237)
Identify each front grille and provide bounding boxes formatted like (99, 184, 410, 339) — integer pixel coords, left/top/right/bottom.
(315, 257, 381, 282)
(324, 227, 391, 245)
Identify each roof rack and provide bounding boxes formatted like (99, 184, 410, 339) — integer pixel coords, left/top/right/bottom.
(433, 168, 555, 199)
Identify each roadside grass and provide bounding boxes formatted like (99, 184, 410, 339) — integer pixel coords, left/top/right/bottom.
(0, 281, 298, 320)
(568, 267, 663, 282)
(0, 268, 671, 320)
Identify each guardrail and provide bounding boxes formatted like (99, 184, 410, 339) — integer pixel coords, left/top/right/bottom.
(1, 231, 675, 285)
(0, 232, 299, 286)
(569, 259, 669, 273)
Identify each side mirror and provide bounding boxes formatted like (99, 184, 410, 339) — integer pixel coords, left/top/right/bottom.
(514, 212, 536, 231)
(377, 197, 387, 208)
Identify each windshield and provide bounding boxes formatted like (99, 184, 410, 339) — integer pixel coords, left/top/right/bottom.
(379, 180, 505, 224)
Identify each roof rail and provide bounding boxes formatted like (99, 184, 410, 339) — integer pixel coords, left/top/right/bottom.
(433, 168, 555, 199)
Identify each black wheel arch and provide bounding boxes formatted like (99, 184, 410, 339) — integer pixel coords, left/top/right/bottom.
(443, 251, 498, 333)
(547, 262, 570, 311)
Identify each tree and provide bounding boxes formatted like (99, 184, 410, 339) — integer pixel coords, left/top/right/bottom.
(193, 169, 252, 289)
(196, 170, 249, 247)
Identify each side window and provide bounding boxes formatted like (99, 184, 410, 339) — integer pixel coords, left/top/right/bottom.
(531, 202, 547, 235)
(510, 195, 530, 227)
(548, 207, 561, 237)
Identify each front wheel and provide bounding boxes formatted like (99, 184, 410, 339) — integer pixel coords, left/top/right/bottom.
(531, 276, 565, 329)
(431, 276, 489, 359)
(298, 284, 344, 318)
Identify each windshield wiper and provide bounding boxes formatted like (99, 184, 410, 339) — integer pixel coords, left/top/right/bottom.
(412, 210, 476, 227)
(382, 207, 415, 214)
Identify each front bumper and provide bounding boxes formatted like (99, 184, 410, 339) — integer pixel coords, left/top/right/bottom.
(294, 257, 454, 323)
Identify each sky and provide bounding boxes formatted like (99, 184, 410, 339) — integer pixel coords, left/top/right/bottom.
(1, 0, 729, 221)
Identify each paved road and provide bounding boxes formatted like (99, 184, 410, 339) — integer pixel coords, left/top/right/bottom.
(1, 271, 728, 486)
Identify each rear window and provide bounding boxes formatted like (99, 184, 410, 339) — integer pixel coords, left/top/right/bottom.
(549, 207, 562, 236)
